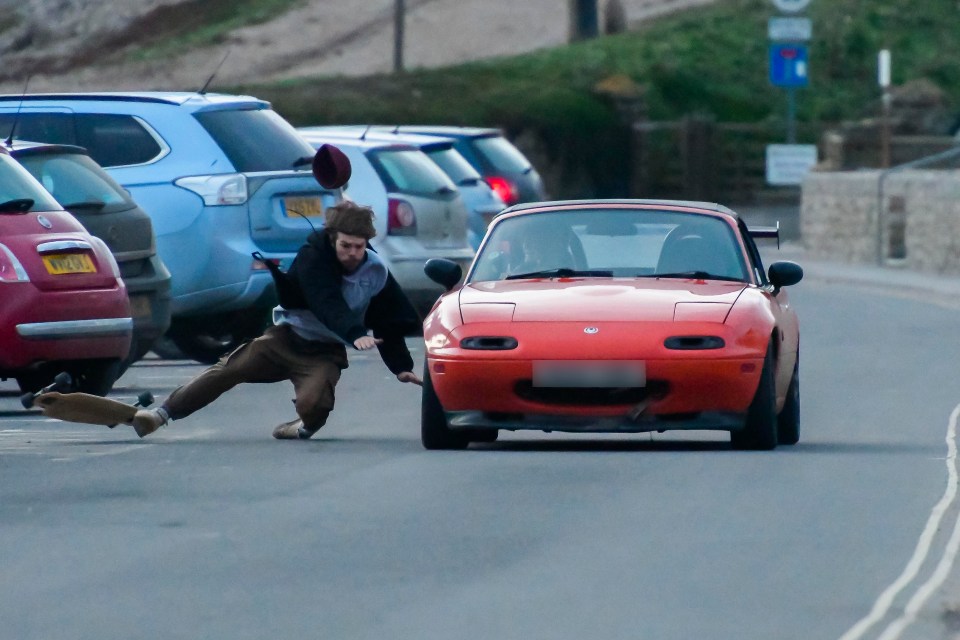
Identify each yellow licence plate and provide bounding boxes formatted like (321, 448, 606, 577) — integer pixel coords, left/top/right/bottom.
(42, 253, 97, 275)
(282, 196, 323, 218)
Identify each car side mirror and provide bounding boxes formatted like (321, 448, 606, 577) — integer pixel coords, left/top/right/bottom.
(425, 258, 463, 291)
(768, 261, 803, 292)
(312, 144, 352, 189)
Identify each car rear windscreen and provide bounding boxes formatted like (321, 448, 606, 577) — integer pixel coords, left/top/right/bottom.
(368, 148, 457, 196)
(425, 147, 482, 186)
(471, 135, 530, 173)
(17, 153, 133, 213)
(194, 108, 317, 172)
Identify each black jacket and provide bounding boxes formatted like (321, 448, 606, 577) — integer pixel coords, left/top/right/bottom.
(259, 230, 421, 375)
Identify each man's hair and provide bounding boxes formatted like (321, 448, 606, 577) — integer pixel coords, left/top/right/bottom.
(324, 201, 377, 241)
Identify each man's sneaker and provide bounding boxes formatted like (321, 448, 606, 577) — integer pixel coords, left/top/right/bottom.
(132, 407, 168, 438)
(272, 418, 315, 440)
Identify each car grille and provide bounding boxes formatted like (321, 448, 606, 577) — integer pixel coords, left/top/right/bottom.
(513, 380, 669, 406)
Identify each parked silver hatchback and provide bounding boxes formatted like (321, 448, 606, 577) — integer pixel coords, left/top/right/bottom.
(298, 131, 474, 316)
(300, 126, 505, 250)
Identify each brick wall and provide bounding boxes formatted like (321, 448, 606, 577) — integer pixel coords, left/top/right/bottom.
(801, 171, 960, 274)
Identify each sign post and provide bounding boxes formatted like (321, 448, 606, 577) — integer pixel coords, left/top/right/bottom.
(879, 49, 892, 168)
(769, 44, 808, 143)
(766, 0, 814, 185)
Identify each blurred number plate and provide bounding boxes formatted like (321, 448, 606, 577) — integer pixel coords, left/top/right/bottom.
(42, 253, 96, 275)
(130, 295, 152, 318)
(282, 196, 323, 218)
(533, 360, 646, 388)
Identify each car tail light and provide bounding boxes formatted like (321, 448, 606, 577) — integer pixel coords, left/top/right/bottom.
(175, 174, 249, 205)
(0, 242, 29, 282)
(388, 198, 417, 236)
(485, 176, 519, 206)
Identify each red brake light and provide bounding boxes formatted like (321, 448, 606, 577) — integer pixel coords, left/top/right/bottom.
(485, 176, 519, 206)
(388, 198, 417, 236)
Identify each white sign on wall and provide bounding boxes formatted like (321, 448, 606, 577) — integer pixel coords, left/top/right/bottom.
(768, 16, 812, 41)
(771, 0, 811, 13)
(766, 144, 818, 185)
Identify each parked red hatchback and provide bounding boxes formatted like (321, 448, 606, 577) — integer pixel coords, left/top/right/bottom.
(0, 148, 132, 395)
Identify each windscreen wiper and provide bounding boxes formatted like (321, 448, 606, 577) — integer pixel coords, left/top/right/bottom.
(0, 198, 33, 213)
(292, 156, 314, 168)
(654, 271, 742, 282)
(62, 200, 107, 211)
(506, 268, 614, 280)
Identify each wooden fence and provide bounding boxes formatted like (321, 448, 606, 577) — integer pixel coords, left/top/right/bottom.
(631, 118, 822, 204)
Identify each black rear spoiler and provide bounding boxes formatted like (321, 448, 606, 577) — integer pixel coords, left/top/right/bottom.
(749, 222, 780, 249)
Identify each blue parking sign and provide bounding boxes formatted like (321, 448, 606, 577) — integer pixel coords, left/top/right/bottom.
(769, 44, 809, 87)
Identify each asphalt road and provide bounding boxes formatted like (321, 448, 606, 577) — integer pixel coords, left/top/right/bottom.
(2, 245, 960, 639)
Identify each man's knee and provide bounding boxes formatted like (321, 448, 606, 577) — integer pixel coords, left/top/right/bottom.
(295, 380, 336, 428)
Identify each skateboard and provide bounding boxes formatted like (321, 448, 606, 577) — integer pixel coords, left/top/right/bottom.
(21, 372, 154, 429)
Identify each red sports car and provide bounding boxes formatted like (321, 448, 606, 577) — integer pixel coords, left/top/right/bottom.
(421, 200, 802, 450)
(0, 150, 132, 395)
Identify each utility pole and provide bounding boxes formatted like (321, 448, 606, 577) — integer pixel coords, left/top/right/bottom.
(394, 0, 405, 73)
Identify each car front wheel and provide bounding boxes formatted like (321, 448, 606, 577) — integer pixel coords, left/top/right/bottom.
(731, 343, 778, 451)
(421, 364, 469, 450)
(777, 354, 800, 445)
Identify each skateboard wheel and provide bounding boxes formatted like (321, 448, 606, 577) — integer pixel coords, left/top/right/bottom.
(137, 392, 154, 407)
(19, 392, 35, 410)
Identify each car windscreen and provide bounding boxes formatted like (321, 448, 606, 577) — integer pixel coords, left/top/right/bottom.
(471, 135, 530, 173)
(469, 208, 748, 283)
(16, 153, 132, 213)
(367, 148, 457, 196)
(0, 154, 63, 212)
(193, 108, 317, 172)
(424, 146, 482, 185)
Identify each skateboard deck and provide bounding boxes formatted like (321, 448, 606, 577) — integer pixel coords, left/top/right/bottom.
(27, 390, 154, 427)
(19, 372, 155, 429)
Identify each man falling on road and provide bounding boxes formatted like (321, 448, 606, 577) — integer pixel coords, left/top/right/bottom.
(132, 199, 423, 440)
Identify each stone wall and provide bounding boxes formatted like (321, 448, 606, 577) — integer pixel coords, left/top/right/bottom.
(801, 171, 960, 274)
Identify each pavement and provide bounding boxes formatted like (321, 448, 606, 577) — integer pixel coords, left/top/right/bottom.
(771, 242, 960, 309)
(737, 203, 960, 305)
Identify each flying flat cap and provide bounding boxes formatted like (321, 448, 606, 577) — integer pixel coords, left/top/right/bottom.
(312, 144, 352, 189)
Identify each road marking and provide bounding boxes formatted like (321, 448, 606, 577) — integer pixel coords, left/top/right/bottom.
(839, 403, 960, 640)
(0, 425, 146, 458)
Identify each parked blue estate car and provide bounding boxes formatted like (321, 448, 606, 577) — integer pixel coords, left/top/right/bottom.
(0, 92, 339, 363)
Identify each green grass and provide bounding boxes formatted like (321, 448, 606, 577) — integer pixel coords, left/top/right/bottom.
(231, 0, 959, 126)
(219, 0, 958, 197)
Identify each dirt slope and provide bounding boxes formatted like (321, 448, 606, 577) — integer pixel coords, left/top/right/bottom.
(0, 0, 716, 93)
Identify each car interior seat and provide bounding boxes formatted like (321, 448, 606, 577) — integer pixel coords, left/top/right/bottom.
(656, 233, 730, 276)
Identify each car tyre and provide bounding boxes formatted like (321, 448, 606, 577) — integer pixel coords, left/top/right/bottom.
(15, 370, 52, 395)
(731, 343, 777, 451)
(167, 310, 268, 365)
(777, 354, 800, 445)
(170, 331, 242, 365)
(70, 358, 123, 396)
(18, 359, 121, 397)
(421, 364, 469, 450)
(469, 429, 499, 443)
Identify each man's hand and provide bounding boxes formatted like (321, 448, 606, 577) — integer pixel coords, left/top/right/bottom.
(353, 336, 383, 350)
(397, 371, 423, 386)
